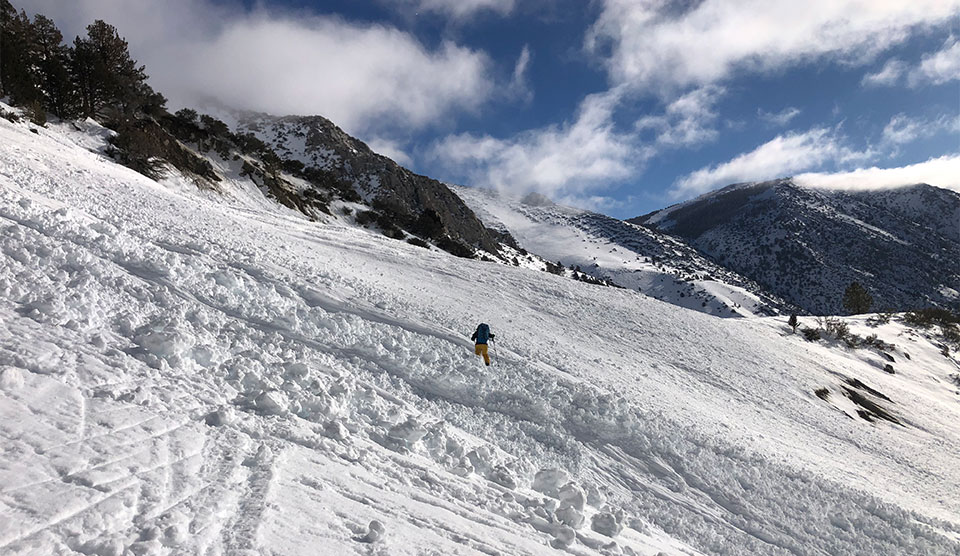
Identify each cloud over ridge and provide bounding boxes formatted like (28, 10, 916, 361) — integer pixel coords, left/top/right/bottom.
(18, 0, 500, 136)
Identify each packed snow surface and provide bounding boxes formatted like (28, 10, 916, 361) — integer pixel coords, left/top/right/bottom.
(1, 110, 960, 555)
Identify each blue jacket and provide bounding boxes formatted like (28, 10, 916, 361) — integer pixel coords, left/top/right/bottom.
(471, 323, 495, 345)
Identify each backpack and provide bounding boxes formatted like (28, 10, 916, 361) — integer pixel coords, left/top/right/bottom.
(475, 323, 491, 344)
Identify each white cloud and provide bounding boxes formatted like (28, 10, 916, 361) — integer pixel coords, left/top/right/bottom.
(366, 138, 414, 167)
(428, 88, 645, 203)
(863, 40, 960, 88)
(882, 113, 960, 146)
(908, 38, 960, 87)
(758, 106, 801, 127)
(882, 114, 925, 145)
(508, 45, 534, 103)
(383, 0, 515, 20)
(795, 154, 960, 193)
(587, 0, 960, 94)
(671, 127, 873, 198)
(635, 85, 723, 146)
(861, 59, 907, 87)
(18, 0, 498, 136)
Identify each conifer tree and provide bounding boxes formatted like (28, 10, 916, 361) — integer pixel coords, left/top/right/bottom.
(0, 0, 19, 97)
(842, 282, 872, 315)
(31, 14, 74, 118)
(72, 20, 163, 118)
(1, 8, 42, 106)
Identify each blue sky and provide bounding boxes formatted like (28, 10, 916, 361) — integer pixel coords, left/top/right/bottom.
(18, 0, 960, 217)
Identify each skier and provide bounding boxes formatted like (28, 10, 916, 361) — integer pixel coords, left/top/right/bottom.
(471, 323, 495, 366)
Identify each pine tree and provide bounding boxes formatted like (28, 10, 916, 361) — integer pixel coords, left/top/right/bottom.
(842, 282, 872, 315)
(788, 313, 798, 333)
(71, 20, 163, 118)
(1, 8, 42, 107)
(0, 0, 19, 97)
(31, 14, 74, 118)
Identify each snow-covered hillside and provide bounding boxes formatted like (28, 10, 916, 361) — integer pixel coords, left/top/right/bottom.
(454, 187, 793, 318)
(2, 110, 960, 555)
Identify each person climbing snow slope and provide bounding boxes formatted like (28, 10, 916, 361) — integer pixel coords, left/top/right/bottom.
(471, 323, 495, 366)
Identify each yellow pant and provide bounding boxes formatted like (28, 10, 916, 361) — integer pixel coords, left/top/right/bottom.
(474, 344, 490, 365)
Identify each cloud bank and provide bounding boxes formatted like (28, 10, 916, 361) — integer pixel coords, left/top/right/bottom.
(795, 155, 960, 193)
(671, 128, 872, 198)
(18, 0, 500, 136)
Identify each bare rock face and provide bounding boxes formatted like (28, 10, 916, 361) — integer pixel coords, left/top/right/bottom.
(235, 112, 511, 255)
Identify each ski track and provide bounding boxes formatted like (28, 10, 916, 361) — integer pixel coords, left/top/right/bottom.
(1, 112, 959, 554)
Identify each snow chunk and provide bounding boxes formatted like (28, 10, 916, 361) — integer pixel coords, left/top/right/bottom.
(488, 465, 517, 489)
(532, 468, 569, 497)
(388, 416, 428, 445)
(555, 504, 585, 529)
(550, 525, 576, 548)
(254, 390, 289, 415)
(0, 366, 25, 390)
(360, 520, 385, 543)
(591, 509, 625, 537)
(558, 482, 586, 510)
(204, 406, 236, 427)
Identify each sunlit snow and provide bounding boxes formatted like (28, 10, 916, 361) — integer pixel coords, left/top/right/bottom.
(1, 106, 959, 554)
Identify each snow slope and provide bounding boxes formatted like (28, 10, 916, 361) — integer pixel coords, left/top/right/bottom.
(453, 186, 793, 318)
(1, 110, 960, 555)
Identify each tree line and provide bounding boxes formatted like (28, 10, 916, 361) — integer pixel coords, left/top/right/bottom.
(0, 0, 163, 123)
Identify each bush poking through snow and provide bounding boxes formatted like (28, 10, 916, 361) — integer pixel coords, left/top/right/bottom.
(801, 327, 821, 342)
(1, 109, 22, 123)
(824, 318, 850, 341)
(903, 308, 959, 329)
(866, 312, 893, 327)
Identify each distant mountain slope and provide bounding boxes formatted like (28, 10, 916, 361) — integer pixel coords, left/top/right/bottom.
(635, 179, 960, 315)
(229, 111, 510, 254)
(454, 186, 796, 317)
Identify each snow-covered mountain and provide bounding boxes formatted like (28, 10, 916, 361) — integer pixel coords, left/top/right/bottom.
(3, 104, 960, 555)
(454, 186, 795, 318)
(635, 179, 960, 315)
